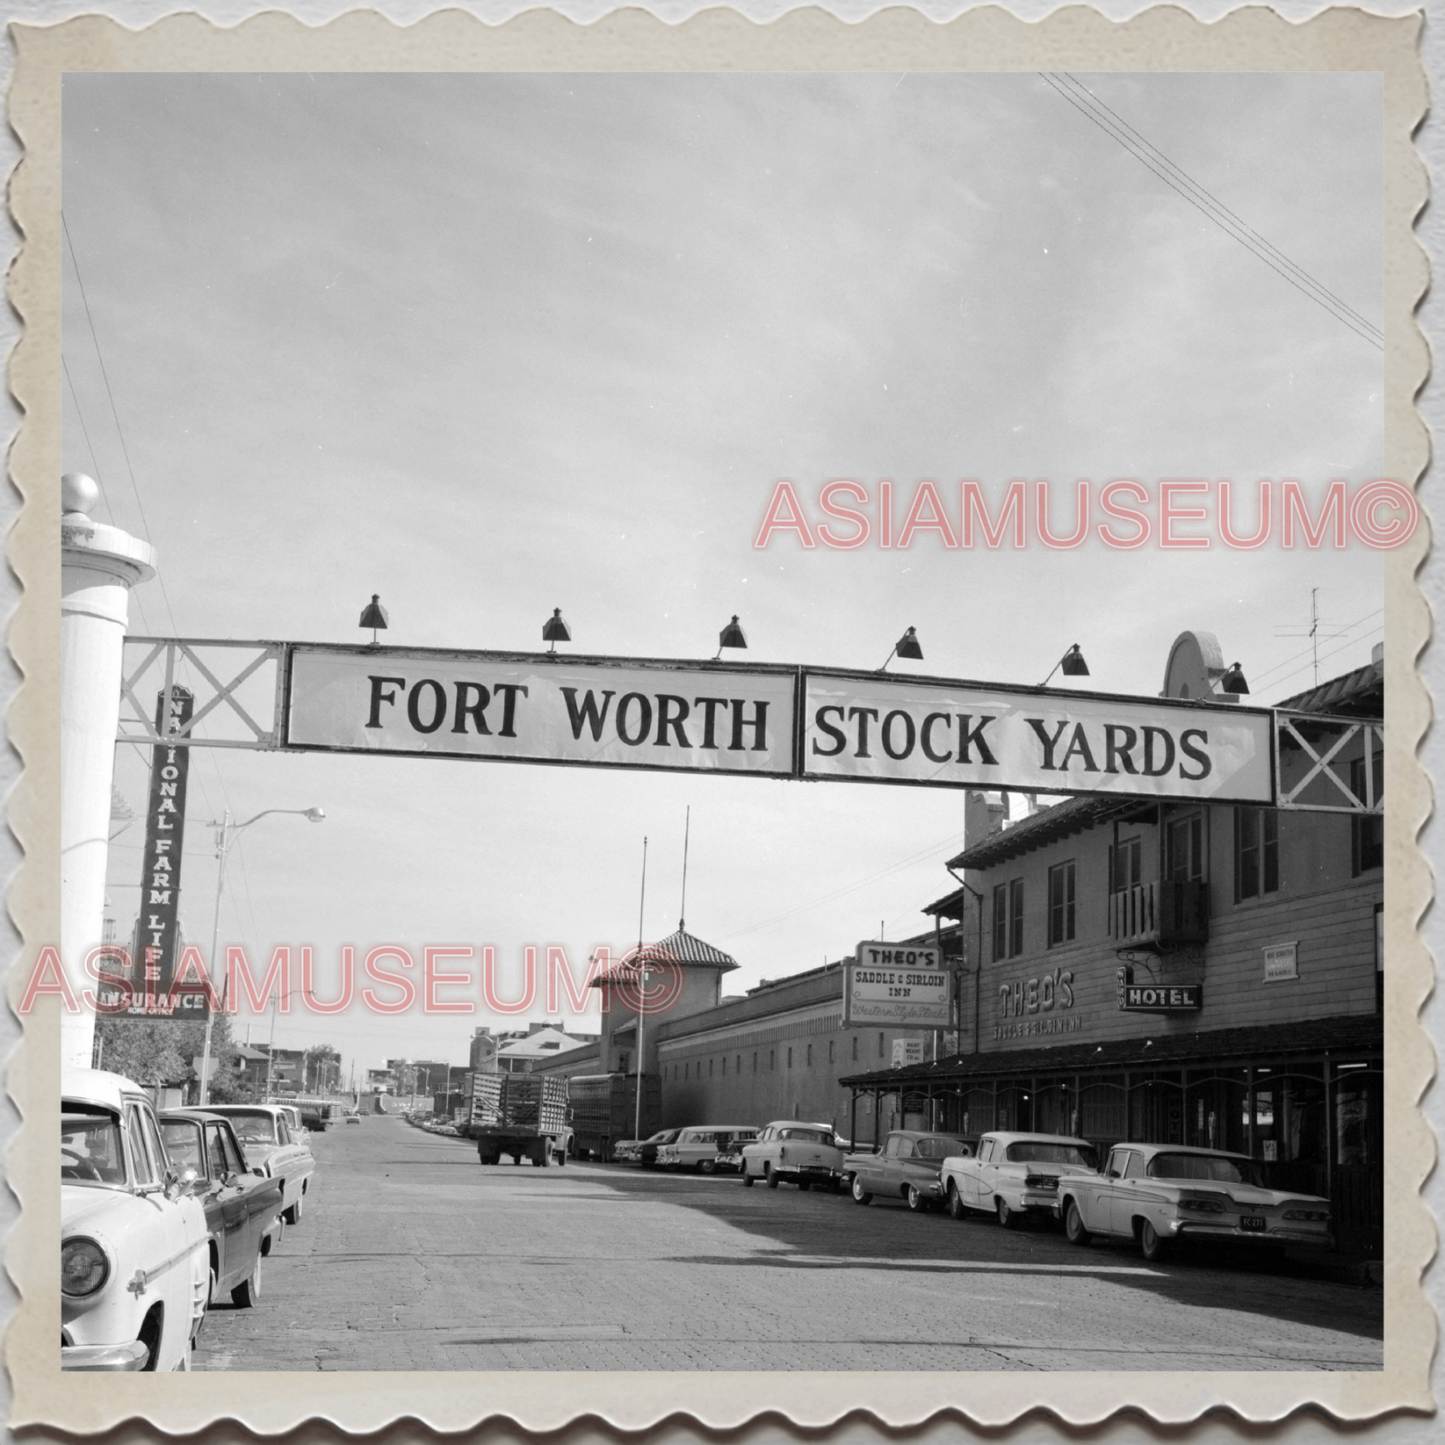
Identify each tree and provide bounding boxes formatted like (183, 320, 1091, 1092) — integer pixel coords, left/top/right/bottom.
(303, 1043, 341, 1093)
(94, 1017, 189, 1087)
(94, 1011, 242, 1101)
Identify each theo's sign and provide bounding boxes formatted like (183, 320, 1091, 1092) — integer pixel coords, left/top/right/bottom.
(844, 942, 950, 1028)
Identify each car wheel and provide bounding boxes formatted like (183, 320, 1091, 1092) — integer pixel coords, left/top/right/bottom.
(995, 1196, 1016, 1229)
(284, 1190, 304, 1227)
(947, 1183, 966, 1221)
(906, 1185, 927, 1212)
(700, 1159, 715, 1175)
(851, 1174, 873, 1205)
(556, 1148, 567, 1167)
(1140, 1220, 1170, 1263)
(742, 1170, 755, 1187)
(230, 1251, 262, 1308)
(765, 1165, 780, 1189)
(1064, 1200, 1091, 1246)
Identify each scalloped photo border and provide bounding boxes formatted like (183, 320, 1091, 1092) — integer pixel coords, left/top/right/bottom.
(4, 4, 1433, 1434)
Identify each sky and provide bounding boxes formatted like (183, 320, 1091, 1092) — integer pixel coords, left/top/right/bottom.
(61, 71, 1385, 1080)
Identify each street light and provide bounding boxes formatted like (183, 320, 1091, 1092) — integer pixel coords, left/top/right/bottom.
(198, 806, 325, 1105)
(879, 627, 923, 670)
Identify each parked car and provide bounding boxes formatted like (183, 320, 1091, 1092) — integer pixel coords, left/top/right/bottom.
(273, 1103, 309, 1140)
(637, 1128, 682, 1169)
(203, 1105, 316, 1224)
(1055, 1142, 1334, 1263)
(61, 1069, 209, 1371)
(656, 1126, 759, 1173)
(713, 1130, 763, 1174)
(158, 1110, 285, 1311)
(740, 1121, 845, 1191)
(941, 1131, 1099, 1227)
(845, 1130, 975, 1211)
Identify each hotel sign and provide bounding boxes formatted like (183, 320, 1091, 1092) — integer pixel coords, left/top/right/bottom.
(844, 943, 950, 1028)
(287, 647, 798, 779)
(1119, 983, 1202, 1013)
(802, 671, 1273, 803)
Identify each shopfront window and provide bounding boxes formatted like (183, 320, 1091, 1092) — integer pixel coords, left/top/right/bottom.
(1129, 1072, 1185, 1144)
(1079, 1076, 1126, 1143)
(1186, 1068, 1249, 1153)
(1032, 1077, 1076, 1137)
(1251, 1065, 1327, 1196)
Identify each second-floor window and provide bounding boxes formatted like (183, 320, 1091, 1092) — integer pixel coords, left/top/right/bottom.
(1167, 813, 1204, 882)
(1111, 836, 1141, 893)
(1234, 808, 1279, 900)
(1351, 755, 1384, 875)
(1048, 861, 1076, 945)
(993, 879, 1024, 960)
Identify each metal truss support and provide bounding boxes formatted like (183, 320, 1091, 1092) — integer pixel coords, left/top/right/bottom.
(118, 637, 286, 750)
(1274, 711, 1383, 814)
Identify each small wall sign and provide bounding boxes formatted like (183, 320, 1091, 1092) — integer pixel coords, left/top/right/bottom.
(891, 1038, 925, 1069)
(1263, 942, 1299, 982)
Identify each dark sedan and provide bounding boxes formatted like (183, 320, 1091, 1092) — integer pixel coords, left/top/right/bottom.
(159, 1110, 285, 1310)
(638, 1128, 682, 1169)
(844, 1130, 976, 1211)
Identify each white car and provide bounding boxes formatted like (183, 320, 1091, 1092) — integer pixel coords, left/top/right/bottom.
(656, 1125, 758, 1173)
(740, 1121, 845, 1191)
(61, 1070, 209, 1371)
(940, 1130, 1099, 1227)
(1056, 1142, 1334, 1262)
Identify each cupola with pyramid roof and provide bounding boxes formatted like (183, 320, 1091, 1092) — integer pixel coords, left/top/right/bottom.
(595, 920, 739, 1076)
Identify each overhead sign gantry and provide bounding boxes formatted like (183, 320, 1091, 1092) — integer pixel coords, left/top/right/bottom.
(116, 637, 1381, 814)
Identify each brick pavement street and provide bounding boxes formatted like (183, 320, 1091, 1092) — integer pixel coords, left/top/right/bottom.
(191, 1116, 1384, 1371)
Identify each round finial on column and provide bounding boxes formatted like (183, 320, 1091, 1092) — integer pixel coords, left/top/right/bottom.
(61, 472, 101, 518)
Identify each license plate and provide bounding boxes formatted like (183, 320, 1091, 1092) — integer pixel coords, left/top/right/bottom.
(1240, 1216, 1267, 1232)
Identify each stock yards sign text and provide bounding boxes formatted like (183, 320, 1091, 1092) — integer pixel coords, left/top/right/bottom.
(284, 647, 1274, 801)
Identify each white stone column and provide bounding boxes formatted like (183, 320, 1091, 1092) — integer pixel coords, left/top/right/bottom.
(60, 473, 155, 1070)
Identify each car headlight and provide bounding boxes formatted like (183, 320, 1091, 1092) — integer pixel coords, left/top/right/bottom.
(1177, 1196, 1227, 1214)
(61, 1237, 109, 1298)
(1281, 1208, 1331, 1222)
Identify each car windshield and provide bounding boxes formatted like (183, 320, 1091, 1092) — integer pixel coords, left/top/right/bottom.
(1005, 1141, 1098, 1168)
(158, 1121, 204, 1175)
(1148, 1153, 1263, 1185)
(913, 1137, 968, 1160)
(779, 1128, 831, 1145)
(60, 1114, 127, 1184)
(225, 1114, 278, 1145)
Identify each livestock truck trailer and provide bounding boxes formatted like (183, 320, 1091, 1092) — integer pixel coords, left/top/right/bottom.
(464, 1073, 573, 1166)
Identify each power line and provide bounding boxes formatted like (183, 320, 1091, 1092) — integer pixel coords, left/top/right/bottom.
(1039, 73, 1382, 350)
(1051, 73, 1382, 342)
(1249, 606, 1383, 688)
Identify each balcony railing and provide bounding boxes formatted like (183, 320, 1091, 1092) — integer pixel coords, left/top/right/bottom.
(1110, 881, 1208, 947)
